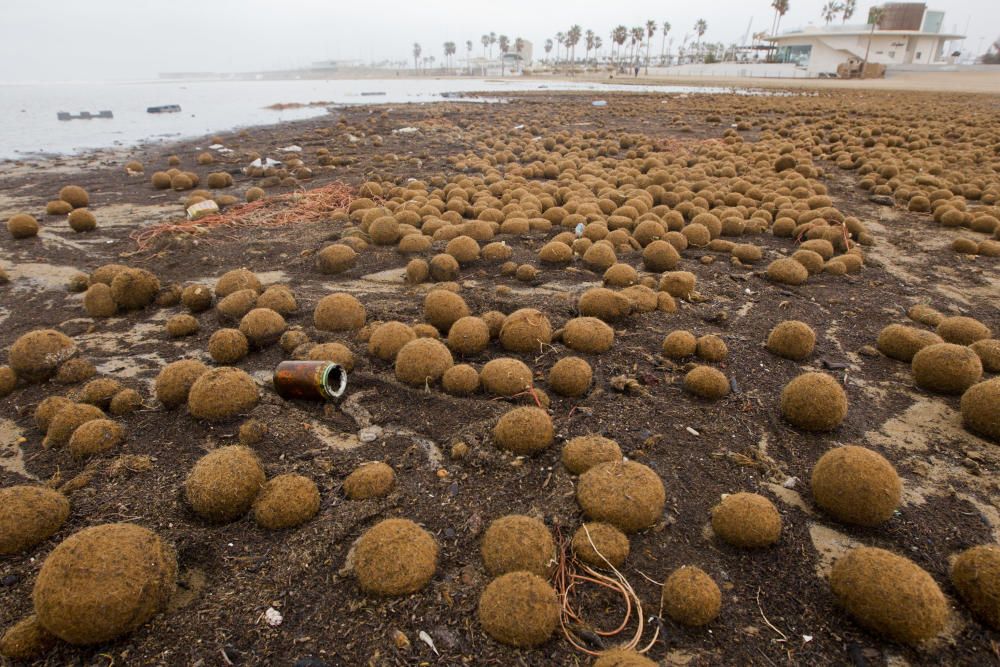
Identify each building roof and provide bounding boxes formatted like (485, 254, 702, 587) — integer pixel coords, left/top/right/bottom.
(765, 24, 963, 41)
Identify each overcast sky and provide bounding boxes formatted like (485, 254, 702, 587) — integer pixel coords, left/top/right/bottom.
(0, 0, 994, 81)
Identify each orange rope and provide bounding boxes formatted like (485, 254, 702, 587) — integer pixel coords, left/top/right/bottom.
(130, 181, 357, 251)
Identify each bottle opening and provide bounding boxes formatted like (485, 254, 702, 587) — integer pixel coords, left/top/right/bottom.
(321, 363, 348, 399)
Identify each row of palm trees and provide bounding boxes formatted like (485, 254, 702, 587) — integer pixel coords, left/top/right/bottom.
(540, 19, 710, 72)
(821, 0, 859, 25)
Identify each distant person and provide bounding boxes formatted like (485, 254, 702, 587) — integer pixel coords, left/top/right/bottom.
(634, 64, 640, 77)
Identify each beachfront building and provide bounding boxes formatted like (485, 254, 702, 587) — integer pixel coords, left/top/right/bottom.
(765, 2, 963, 76)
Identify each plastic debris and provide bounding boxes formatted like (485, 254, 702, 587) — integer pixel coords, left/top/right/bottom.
(186, 200, 219, 221)
(264, 607, 283, 627)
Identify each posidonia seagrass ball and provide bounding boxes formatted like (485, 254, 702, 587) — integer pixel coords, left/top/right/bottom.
(314, 293, 366, 331)
(876, 324, 943, 362)
(187, 367, 259, 420)
(184, 445, 265, 522)
(368, 321, 416, 361)
(562, 434, 622, 475)
(0, 486, 69, 556)
(500, 308, 552, 353)
(810, 445, 902, 526)
(683, 366, 730, 400)
(0, 615, 56, 661)
(33, 523, 176, 645)
(7, 213, 39, 239)
(548, 356, 592, 397)
(711, 492, 782, 548)
(562, 317, 615, 353)
(424, 289, 470, 332)
(252, 474, 320, 530)
(661, 566, 722, 627)
(950, 544, 1000, 630)
(353, 518, 438, 596)
(961, 378, 1000, 442)
(830, 547, 947, 645)
(936, 316, 992, 346)
(481, 514, 554, 577)
(58, 185, 89, 208)
(591, 649, 657, 667)
(9, 329, 77, 382)
(911, 343, 982, 394)
(478, 571, 559, 647)
(155, 359, 208, 408)
(343, 462, 395, 500)
(493, 406, 553, 455)
(480, 358, 533, 396)
(215, 268, 261, 297)
(780, 372, 847, 431)
(395, 337, 453, 386)
(576, 461, 665, 533)
(766, 320, 816, 360)
(571, 522, 629, 569)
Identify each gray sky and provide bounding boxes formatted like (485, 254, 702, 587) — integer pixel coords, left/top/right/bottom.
(0, 0, 994, 81)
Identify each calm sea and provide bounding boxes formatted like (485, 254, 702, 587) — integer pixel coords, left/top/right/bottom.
(0, 78, 732, 159)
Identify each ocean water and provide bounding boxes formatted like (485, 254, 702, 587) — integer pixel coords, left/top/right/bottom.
(0, 78, 734, 159)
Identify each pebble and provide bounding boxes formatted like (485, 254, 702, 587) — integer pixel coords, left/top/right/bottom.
(1, 574, 19, 587)
(359, 426, 383, 442)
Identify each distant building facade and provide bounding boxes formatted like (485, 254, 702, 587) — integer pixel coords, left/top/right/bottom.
(765, 2, 963, 76)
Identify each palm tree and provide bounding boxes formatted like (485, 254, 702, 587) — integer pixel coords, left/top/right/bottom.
(644, 20, 657, 73)
(594, 36, 603, 62)
(444, 41, 456, 70)
(466, 40, 473, 73)
(585, 29, 595, 61)
(481, 34, 489, 58)
(567, 25, 582, 63)
(499, 35, 510, 74)
(612, 26, 628, 67)
(694, 19, 707, 58)
(556, 32, 565, 63)
(771, 0, 790, 35)
(842, 0, 856, 22)
(489, 32, 497, 58)
(822, 2, 842, 25)
(661, 21, 671, 64)
(413, 42, 422, 72)
(544, 38, 553, 63)
(630, 26, 644, 65)
(862, 6, 885, 69)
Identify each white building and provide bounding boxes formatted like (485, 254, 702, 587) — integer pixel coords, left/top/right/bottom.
(765, 2, 963, 76)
